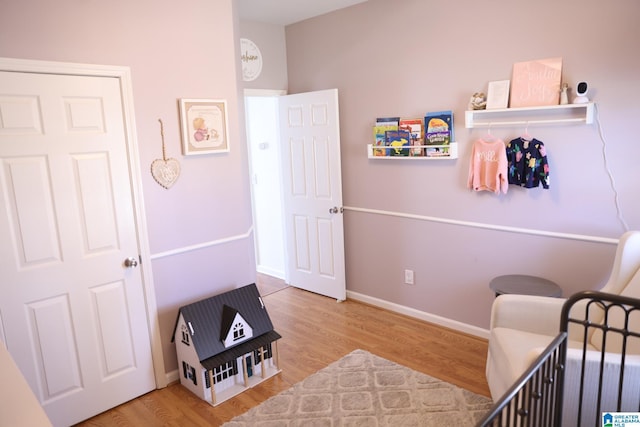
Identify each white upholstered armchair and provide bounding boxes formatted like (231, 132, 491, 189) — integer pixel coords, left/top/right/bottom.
(486, 230, 640, 426)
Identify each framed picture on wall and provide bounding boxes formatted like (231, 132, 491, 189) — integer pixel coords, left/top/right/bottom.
(179, 98, 230, 155)
(486, 80, 510, 109)
(509, 57, 562, 108)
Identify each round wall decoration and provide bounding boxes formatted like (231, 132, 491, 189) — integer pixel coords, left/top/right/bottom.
(240, 38, 263, 82)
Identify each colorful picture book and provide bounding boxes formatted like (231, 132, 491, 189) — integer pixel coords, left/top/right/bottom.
(424, 110, 454, 157)
(399, 118, 424, 156)
(424, 110, 453, 145)
(385, 129, 411, 156)
(373, 117, 399, 156)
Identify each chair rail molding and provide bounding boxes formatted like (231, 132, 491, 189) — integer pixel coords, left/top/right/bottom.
(150, 227, 254, 260)
(343, 206, 619, 245)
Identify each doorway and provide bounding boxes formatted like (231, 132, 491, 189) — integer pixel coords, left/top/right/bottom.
(245, 89, 346, 301)
(245, 90, 287, 282)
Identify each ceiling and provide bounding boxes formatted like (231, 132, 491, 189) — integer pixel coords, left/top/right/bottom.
(237, 0, 368, 26)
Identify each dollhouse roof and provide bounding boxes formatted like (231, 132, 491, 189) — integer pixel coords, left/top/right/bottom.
(172, 283, 281, 370)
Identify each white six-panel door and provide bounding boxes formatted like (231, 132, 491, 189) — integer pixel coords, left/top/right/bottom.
(279, 89, 346, 301)
(0, 70, 155, 426)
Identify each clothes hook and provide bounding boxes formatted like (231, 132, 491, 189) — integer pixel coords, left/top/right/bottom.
(522, 121, 532, 141)
(483, 122, 495, 141)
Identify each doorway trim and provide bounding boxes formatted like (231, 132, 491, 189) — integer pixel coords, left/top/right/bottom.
(0, 56, 167, 388)
(244, 89, 287, 97)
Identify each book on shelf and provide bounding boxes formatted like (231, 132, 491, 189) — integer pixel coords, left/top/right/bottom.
(373, 117, 399, 156)
(399, 118, 424, 156)
(384, 129, 411, 156)
(425, 146, 451, 157)
(424, 110, 454, 156)
(377, 117, 400, 124)
(424, 110, 453, 145)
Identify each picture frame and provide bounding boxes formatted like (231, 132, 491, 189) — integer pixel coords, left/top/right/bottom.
(179, 98, 230, 155)
(509, 57, 562, 108)
(486, 80, 510, 110)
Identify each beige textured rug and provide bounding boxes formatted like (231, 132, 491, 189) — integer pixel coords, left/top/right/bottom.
(222, 349, 493, 426)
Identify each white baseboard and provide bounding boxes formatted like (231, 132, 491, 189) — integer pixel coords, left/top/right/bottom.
(166, 369, 179, 385)
(346, 290, 490, 340)
(256, 265, 285, 280)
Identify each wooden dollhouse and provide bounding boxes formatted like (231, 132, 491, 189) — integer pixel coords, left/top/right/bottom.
(171, 283, 281, 405)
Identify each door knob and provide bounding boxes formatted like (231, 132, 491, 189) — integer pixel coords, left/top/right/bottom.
(329, 206, 339, 214)
(124, 257, 139, 268)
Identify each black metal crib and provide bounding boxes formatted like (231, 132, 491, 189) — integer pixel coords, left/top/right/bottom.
(477, 291, 640, 427)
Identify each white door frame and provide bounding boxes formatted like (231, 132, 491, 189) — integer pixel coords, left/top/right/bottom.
(0, 56, 167, 388)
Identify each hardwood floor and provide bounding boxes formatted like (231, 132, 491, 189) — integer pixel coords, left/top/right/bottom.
(255, 272, 289, 296)
(76, 282, 490, 426)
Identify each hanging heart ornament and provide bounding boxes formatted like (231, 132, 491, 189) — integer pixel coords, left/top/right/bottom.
(151, 119, 181, 189)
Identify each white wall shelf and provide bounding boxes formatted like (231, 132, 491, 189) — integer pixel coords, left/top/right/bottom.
(465, 103, 595, 128)
(367, 143, 458, 160)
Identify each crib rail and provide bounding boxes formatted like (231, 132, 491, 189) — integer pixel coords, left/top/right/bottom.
(477, 291, 640, 427)
(477, 332, 567, 426)
(560, 291, 640, 425)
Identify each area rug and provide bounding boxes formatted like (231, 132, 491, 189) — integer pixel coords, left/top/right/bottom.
(222, 349, 493, 426)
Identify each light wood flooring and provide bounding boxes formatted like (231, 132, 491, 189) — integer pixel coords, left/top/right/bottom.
(76, 277, 490, 426)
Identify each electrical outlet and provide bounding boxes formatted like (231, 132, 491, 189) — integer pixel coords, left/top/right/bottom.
(404, 269, 414, 285)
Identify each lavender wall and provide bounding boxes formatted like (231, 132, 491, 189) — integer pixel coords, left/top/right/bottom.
(0, 0, 255, 373)
(1, 0, 639, 380)
(285, 0, 640, 329)
(239, 20, 288, 91)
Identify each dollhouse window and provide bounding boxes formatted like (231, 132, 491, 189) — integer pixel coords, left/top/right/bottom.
(222, 313, 253, 348)
(213, 360, 238, 384)
(233, 322, 245, 341)
(253, 343, 273, 363)
(182, 362, 197, 386)
(264, 343, 273, 358)
(181, 325, 190, 345)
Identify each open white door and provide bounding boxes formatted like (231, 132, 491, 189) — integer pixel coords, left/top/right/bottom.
(0, 68, 156, 425)
(279, 89, 346, 301)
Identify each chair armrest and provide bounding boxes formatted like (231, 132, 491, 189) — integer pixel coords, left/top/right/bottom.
(490, 294, 566, 336)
